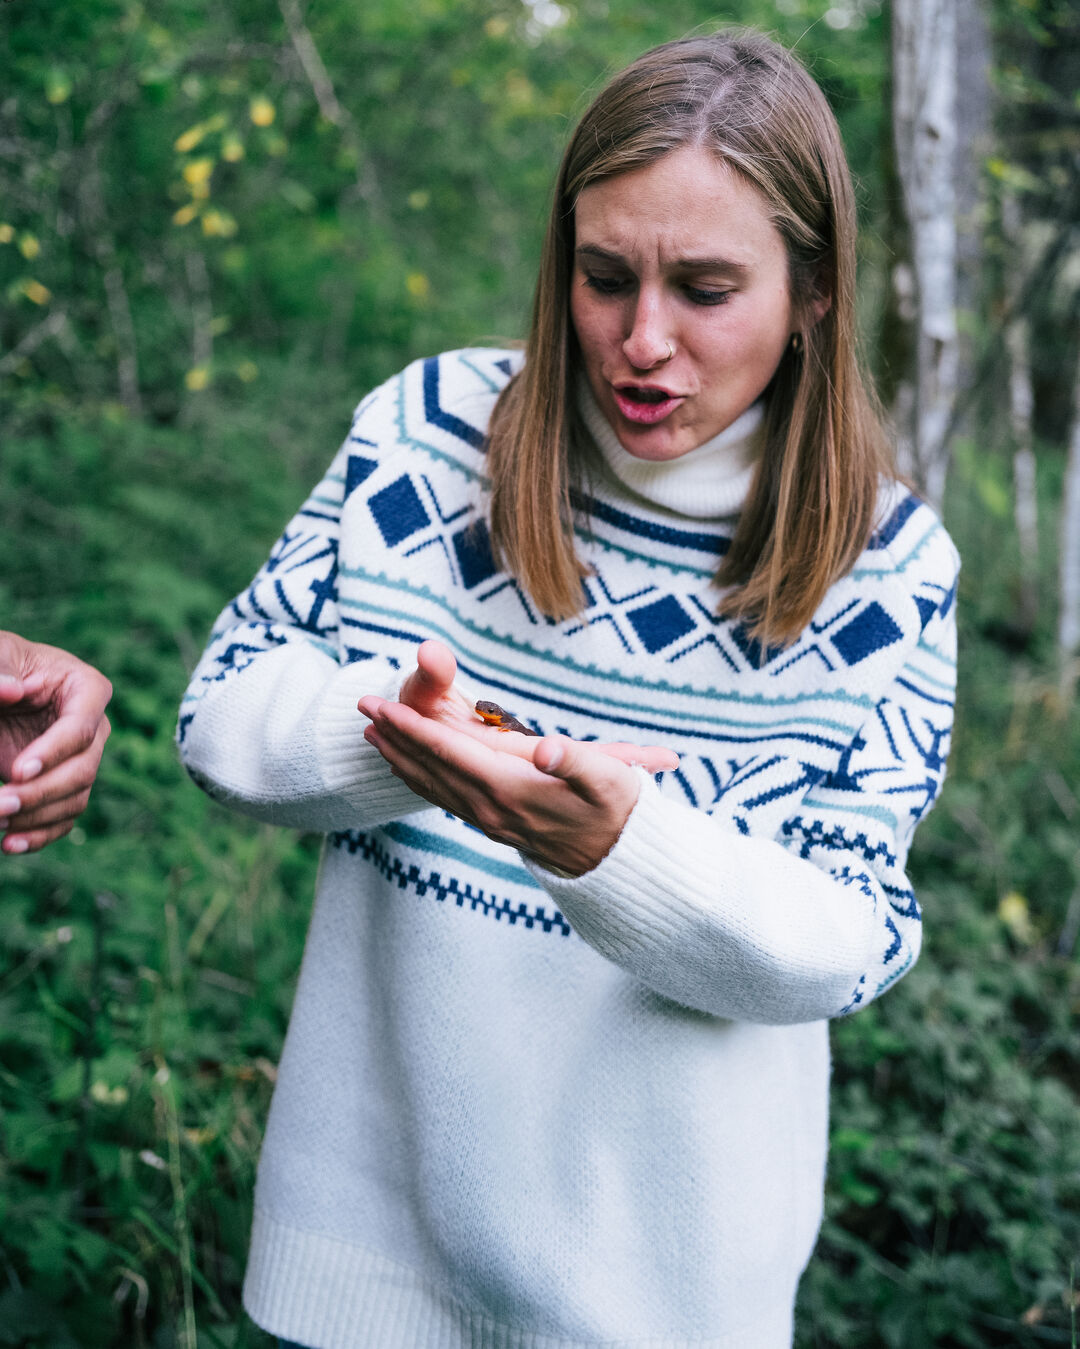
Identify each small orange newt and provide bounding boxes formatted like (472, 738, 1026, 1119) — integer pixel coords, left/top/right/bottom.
(474, 699, 538, 736)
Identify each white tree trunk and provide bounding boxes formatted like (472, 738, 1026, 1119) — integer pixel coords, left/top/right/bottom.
(1059, 342, 1080, 698)
(1004, 212, 1039, 636)
(891, 0, 960, 511)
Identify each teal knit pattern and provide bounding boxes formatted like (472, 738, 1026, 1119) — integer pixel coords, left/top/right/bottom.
(181, 347, 957, 1019)
(177, 348, 959, 1349)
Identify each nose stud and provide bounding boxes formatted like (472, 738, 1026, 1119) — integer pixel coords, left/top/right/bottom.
(660, 341, 675, 363)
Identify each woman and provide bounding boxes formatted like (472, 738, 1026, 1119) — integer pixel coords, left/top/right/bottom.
(179, 30, 958, 1349)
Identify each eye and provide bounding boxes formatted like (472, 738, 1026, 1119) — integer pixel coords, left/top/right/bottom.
(583, 273, 629, 296)
(684, 285, 732, 306)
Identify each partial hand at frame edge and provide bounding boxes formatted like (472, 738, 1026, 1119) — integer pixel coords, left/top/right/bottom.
(0, 632, 113, 855)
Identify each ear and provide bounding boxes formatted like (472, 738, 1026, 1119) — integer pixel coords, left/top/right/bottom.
(790, 293, 830, 347)
(806, 292, 831, 327)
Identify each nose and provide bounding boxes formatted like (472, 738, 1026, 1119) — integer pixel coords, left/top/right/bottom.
(622, 291, 673, 371)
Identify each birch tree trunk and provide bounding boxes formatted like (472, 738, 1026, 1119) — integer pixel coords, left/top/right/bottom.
(1003, 198, 1040, 639)
(891, 0, 960, 511)
(1059, 342, 1080, 701)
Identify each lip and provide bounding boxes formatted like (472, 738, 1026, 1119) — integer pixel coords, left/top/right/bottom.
(611, 383, 686, 426)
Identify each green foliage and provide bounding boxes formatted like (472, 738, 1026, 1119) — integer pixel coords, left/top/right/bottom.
(0, 0, 1077, 1346)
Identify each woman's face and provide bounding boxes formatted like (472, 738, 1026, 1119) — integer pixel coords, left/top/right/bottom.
(570, 145, 800, 462)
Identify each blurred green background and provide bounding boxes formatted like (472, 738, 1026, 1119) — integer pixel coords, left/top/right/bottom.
(1, 0, 1078, 1345)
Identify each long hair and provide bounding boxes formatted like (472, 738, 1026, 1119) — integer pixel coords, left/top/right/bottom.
(486, 30, 893, 646)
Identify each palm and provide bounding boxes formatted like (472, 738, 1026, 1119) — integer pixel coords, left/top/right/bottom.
(394, 640, 678, 773)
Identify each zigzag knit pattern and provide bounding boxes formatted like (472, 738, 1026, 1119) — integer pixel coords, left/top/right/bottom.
(177, 348, 959, 1349)
(181, 347, 958, 1017)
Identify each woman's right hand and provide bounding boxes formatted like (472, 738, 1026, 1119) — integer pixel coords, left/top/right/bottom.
(361, 639, 679, 776)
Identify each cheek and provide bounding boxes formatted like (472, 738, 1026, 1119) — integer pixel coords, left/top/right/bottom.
(571, 292, 616, 364)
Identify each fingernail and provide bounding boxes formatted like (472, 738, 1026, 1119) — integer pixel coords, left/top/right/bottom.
(4, 837, 28, 854)
(0, 794, 20, 814)
(17, 759, 42, 782)
(542, 744, 562, 772)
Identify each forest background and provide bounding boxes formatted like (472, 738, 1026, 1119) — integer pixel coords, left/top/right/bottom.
(1, 0, 1078, 1345)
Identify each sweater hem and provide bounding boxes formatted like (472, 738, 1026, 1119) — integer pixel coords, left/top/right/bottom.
(243, 1207, 795, 1349)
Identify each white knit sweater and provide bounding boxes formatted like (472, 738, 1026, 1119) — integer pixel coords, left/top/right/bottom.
(178, 349, 959, 1349)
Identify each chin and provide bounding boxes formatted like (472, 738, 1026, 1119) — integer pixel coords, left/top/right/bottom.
(616, 427, 696, 462)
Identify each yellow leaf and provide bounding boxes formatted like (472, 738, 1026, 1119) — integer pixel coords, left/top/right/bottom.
(185, 366, 210, 391)
(998, 891, 1036, 944)
(18, 234, 40, 260)
(172, 203, 199, 226)
(408, 190, 430, 210)
(221, 135, 244, 162)
(236, 360, 258, 382)
(190, 179, 211, 200)
(201, 210, 236, 237)
(182, 157, 214, 187)
(174, 123, 206, 153)
(0, 224, 13, 244)
(46, 70, 72, 105)
(22, 280, 51, 305)
(405, 272, 430, 299)
(249, 96, 276, 127)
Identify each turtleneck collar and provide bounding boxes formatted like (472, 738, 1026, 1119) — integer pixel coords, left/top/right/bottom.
(578, 381, 764, 520)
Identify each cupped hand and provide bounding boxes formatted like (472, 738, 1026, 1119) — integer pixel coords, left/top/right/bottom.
(0, 633, 113, 855)
(361, 697, 641, 877)
(359, 639, 679, 775)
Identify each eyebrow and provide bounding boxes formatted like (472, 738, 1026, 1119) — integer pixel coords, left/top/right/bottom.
(575, 244, 751, 278)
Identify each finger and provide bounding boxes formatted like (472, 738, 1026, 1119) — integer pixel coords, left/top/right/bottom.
(0, 674, 27, 705)
(415, 639, 458, 691)
(363, 722, 441, 800)
(1, 819, 74, 856)
(531, 735, 636, 805)
(11, 698, 111, 784)
(3, 723, 107, 813)
(595, 741, 680, 772)
(3, 786, 90, 833)
(370, 700, 541, 796)
(398, 640, 461, 715)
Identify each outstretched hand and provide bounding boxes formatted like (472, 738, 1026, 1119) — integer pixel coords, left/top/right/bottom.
(0, 632, 113, 855)
(379, 639, 679, 773)
(358, 639, 677, 876)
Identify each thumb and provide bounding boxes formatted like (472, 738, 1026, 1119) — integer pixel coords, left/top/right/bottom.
(532, 734, 630, 798)
(400, 639, 459, 713)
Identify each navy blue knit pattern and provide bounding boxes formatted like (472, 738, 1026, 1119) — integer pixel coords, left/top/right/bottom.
(180, 348, 959, 1013)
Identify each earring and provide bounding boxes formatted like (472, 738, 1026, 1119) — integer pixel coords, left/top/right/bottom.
(790, 333, 802, 354)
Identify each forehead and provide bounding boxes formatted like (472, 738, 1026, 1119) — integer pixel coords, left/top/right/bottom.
(574, 145, 785, 267)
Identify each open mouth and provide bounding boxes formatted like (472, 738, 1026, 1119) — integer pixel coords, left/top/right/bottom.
(612, 385, 684, 425)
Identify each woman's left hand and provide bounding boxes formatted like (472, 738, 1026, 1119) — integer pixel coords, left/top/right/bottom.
(360, 696, 641, 877)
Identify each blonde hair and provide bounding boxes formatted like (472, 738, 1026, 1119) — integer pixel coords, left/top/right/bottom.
(486, 30, 893, 647)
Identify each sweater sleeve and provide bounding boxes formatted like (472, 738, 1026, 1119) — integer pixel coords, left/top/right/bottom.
(523, 561, 959, 1026)
(176, 391, 431, 832)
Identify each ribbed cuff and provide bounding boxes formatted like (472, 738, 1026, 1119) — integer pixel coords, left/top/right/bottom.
(521, 770, 710, 963)
(315, 661, 430, 821)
